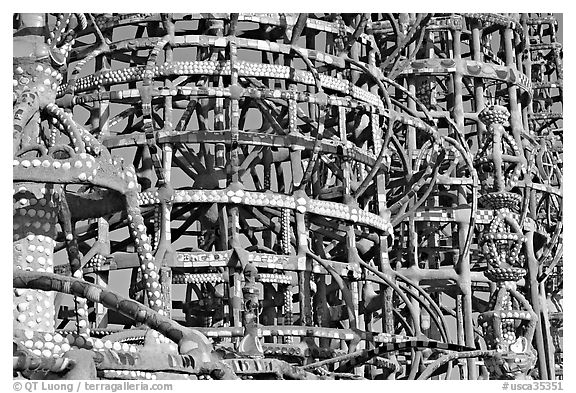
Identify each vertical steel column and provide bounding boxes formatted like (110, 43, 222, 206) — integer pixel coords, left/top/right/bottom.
(525, 231, 552, 379)
(159, 14, 175, 319)
(228, 39, 242, 329)
(521, 15, 533, 131)
(452, 28, 478, 380)
(91, 218, 110, 329)
(348, 36, 362, 332)
(374, 109, 396, 379)
(471, 20, 487, 146)
(504, 25, 549, 380)
(503, 28, 527, 161)
(88, 39, 112, 330)
(160, 144, 173, 317)
(296, 209, 311, 326)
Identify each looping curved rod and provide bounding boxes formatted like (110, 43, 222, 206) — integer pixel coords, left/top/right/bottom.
(340, 13, 370, 56)
(417, 350, 497, 380)
(306, 251, 359, 334)
(353, 114, 396, 199)
(290, 46, 325, 190)
(388, 14, 433, 80)
(393, 275, 450, 341)
(391, 149, 445, 226)
(379, 74, 435, 124)
(356, 260, 421, 336)
(13, 270, 212, 358)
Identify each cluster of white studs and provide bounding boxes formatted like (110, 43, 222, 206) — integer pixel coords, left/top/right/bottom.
(14, 231, 57, 331)
(102, 370, 157, 380)
(172, 273, 226, 284)
(126, 212, 164, 312)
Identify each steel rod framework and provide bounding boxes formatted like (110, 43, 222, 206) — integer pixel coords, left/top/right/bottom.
(13, 12, 562, 381)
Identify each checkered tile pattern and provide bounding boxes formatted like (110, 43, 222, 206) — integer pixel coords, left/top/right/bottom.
(475, 209, 495, 223)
